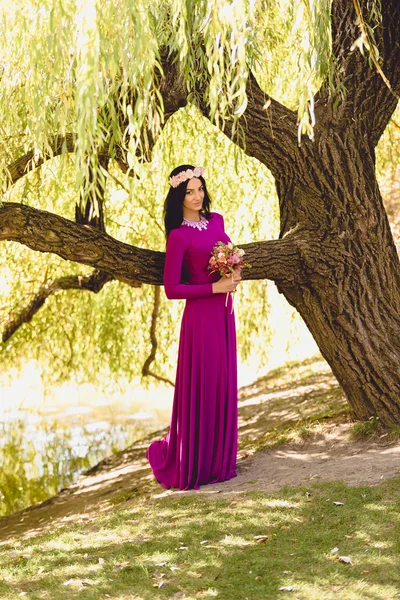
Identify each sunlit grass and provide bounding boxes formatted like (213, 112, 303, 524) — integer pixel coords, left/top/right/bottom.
(0, 480, 399, 599)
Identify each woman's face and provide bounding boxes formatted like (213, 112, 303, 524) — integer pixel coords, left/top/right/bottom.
(183, 178, 205, 212)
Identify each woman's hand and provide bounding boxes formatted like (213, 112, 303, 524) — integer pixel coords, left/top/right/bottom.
(212, 268, 242, 294)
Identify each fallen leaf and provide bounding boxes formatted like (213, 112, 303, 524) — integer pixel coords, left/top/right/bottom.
(361, 570, 371, 575)
(64, 578, 94, 587)
(254, 535, 269, 543)
(115, 562, 130, 572)
(156, 561, 168, 566)
(153, 571, 165, 579)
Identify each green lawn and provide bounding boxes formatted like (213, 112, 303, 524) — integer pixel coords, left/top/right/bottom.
(1, 478, 399, 600)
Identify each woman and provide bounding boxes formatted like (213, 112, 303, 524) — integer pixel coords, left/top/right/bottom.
(146, 164, 241, 490)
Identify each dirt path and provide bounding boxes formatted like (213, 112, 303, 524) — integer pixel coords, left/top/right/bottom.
(184, 422, 400, 497)
(1, 359, 399, 543)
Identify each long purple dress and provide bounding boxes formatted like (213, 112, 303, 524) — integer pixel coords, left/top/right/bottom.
(146, 212, 238, 490)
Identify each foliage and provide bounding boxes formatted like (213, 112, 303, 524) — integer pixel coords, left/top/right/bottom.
(0, 0, 337, 193)
(376, 104, 400, 213)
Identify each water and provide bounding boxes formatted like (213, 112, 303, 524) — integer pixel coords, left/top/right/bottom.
(0, 361, 266, 518)
(0, 378, 173, 518)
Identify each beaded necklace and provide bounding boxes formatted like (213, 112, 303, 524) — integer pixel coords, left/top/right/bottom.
(182, 214, 208, 231)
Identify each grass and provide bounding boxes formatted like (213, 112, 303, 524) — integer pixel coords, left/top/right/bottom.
(1, 479, 400, 600)
(350, 416, 400, 443)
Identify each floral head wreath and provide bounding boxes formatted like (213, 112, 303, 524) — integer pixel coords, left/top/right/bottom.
(168, 166, 205, 188)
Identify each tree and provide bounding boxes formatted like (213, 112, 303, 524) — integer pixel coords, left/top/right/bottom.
(0, 0, 399, 423)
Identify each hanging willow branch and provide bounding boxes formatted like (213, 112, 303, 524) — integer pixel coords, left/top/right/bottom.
(142, 285, 175, 387)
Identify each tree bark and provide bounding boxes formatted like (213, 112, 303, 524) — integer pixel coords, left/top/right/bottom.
(274, 132, 400, 424)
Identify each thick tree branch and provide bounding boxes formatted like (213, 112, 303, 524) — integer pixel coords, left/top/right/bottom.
(0, 202, 305, 286)
(199, 72, 298, 181)
(2, 270, 115, 343)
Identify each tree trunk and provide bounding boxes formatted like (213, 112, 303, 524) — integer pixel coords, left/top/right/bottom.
(274, 130, 400, 424)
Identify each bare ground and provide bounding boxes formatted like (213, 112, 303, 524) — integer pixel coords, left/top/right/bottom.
(1, 357, 399, 544)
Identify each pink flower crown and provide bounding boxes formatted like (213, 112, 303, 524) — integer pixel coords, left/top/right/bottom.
(168, 166, 205, 188)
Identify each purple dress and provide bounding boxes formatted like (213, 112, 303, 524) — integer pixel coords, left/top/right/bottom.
(146, 212, 238, 490)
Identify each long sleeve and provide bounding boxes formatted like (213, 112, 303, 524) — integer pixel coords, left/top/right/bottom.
(164, 230, 214, 300)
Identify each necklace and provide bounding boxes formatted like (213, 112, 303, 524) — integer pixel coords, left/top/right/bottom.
(182, 214, 208, 231)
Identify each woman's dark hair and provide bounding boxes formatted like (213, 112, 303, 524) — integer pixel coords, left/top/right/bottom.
(163, 164, 212, 240)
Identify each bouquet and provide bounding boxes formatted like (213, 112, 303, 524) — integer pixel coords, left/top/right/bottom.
(208, 241, 251, 312)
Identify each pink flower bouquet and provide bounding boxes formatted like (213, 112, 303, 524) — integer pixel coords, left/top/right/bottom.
(208, 241, 251, 311)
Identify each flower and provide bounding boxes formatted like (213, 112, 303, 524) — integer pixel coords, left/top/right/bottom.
(168, 166, 205, 188)
(207, 240, 251, 312)
(208, 241, 250, 275)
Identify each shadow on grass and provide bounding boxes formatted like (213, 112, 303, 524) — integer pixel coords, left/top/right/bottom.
(237, 355, 347, 451)
(1, 479, 399, 600)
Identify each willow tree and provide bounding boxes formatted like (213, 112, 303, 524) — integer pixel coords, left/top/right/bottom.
(0, 0, 399, 423)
